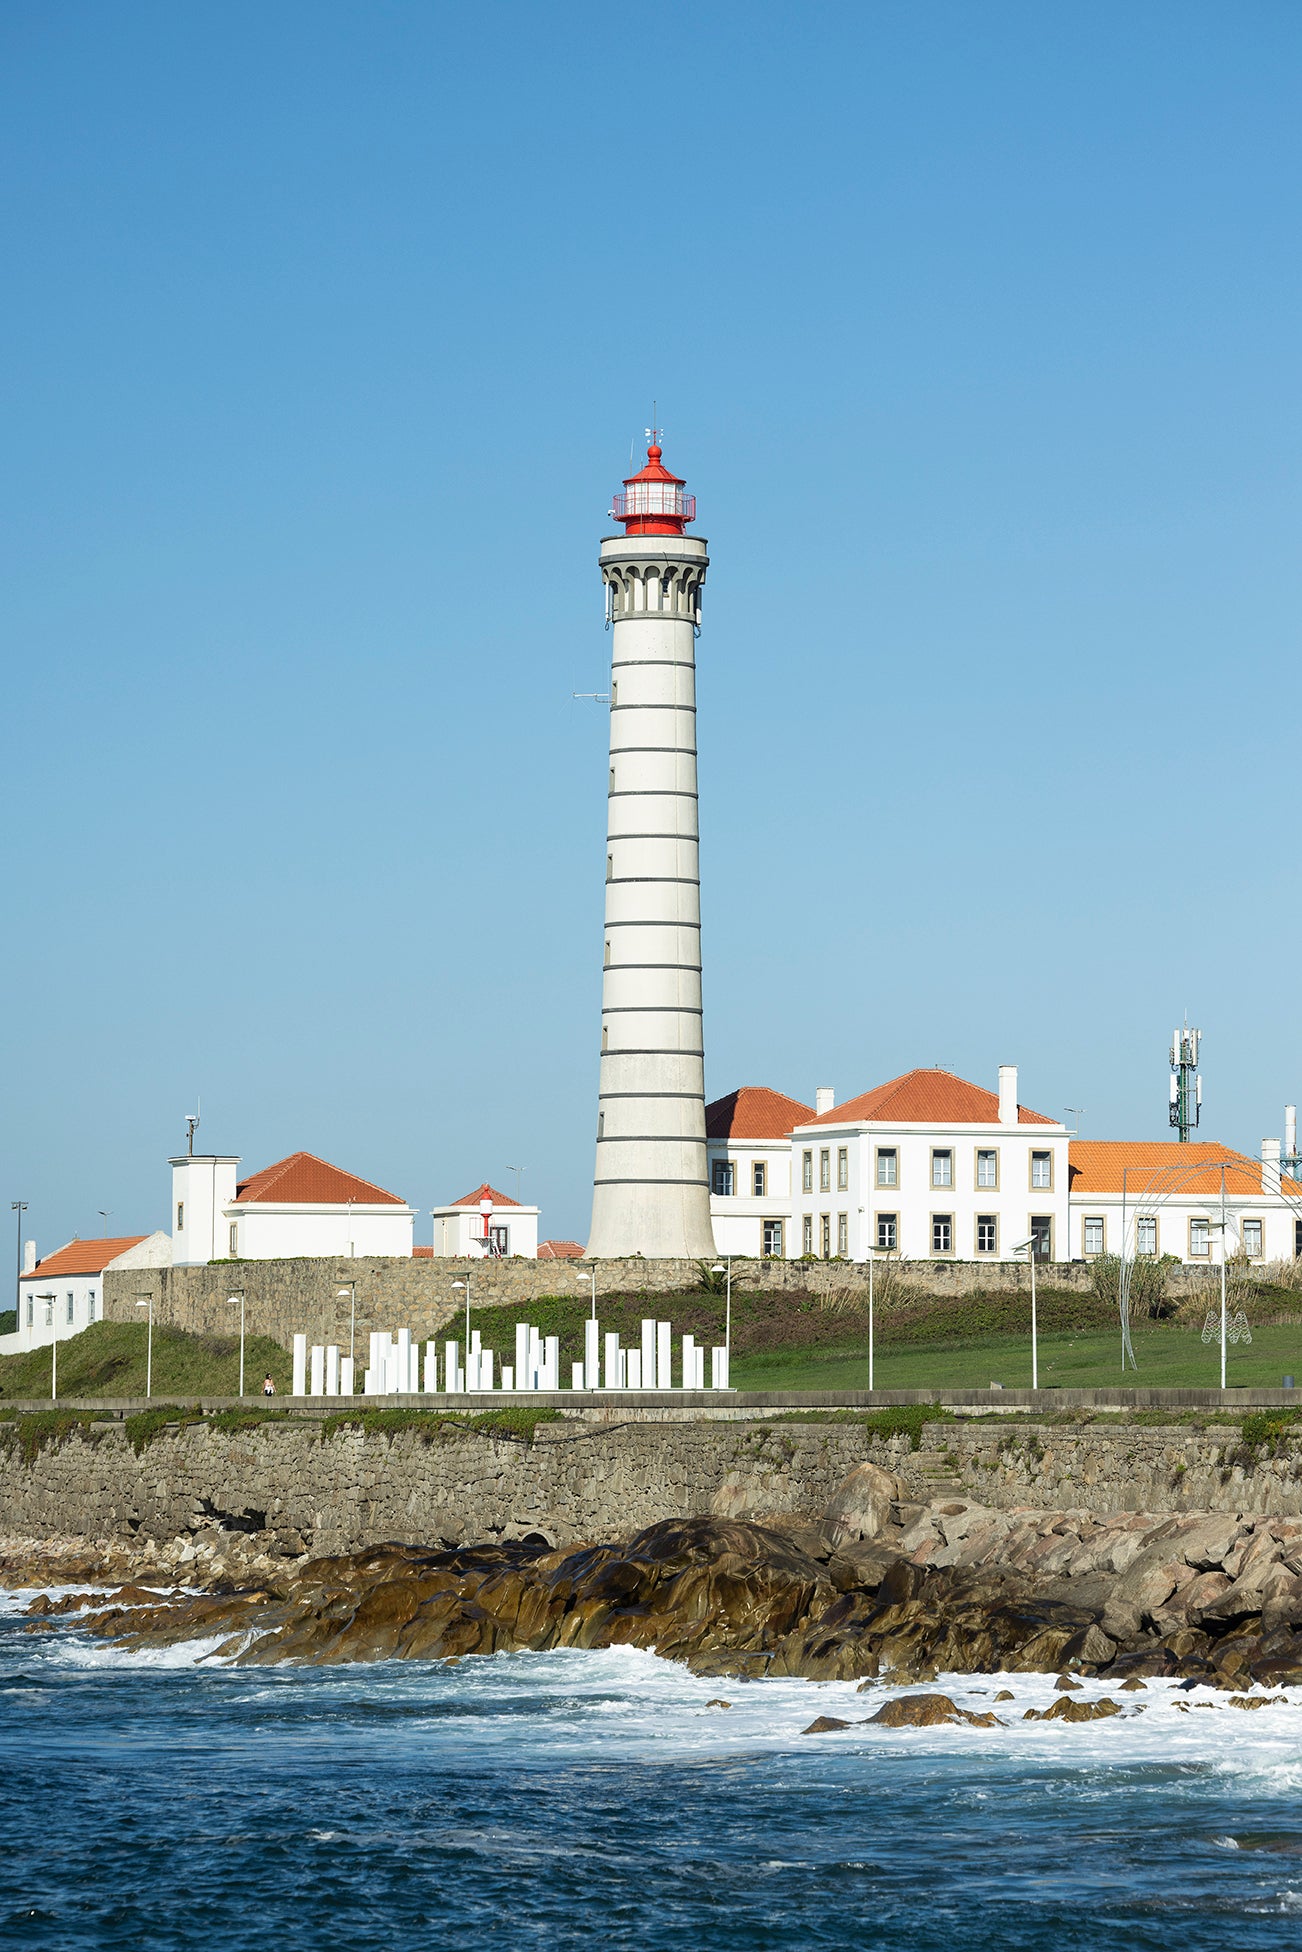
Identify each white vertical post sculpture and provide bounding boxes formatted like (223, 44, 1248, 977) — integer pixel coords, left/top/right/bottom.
(292, 1333, 307, 1397)
(445, 1339, 461, 1394)
(584, 1317, 600, 1391)
(340, 1354, 355, 1395)
(641, 1318, 656, 1388)
(587, 440, 716, 1261)
(423, 1340, 438, 1392)
(325, 1345, 340, 1395)
(543, 1335, 559, 1389)
(656, 1320, 672, 1390)
(627, 1350, 642, 1388)
(309, 1345, 325, 1396)
(604, 1331, 622, 1390)
(711, 1346, 728, 1389)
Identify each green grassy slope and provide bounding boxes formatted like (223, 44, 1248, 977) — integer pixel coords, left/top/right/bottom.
(0, 1320, 293, 1400)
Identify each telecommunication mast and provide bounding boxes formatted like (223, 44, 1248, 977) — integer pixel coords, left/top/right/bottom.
(1169, 1024, 1202, 1143)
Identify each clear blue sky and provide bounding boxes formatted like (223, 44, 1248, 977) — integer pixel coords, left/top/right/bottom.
(2, 1, 1299, 1258)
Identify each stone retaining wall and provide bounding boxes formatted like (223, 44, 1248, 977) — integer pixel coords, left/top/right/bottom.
(104, 1252, 1192, 1352)
(2, 1413, 1301, 1558)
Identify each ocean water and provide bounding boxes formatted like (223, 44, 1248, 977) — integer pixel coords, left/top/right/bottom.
(2, 1589, 1301, 1949)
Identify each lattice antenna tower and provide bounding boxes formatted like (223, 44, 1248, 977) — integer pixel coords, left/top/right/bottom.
(1168, 1023, 1201, 1143)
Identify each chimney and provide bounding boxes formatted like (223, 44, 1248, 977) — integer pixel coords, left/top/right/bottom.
(998, 1065, 1018, 1126)
(1287, 1105, 1297, 1166)
(815, 1087, 835, 1116)
(22, 1239, 36, 1274)
(1262, 1136, 1282, 1197)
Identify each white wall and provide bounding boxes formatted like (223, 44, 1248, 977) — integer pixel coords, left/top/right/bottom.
(10, 1232, 171, 1354)
(1072, 1193, 1302, 1265)
(171, 1157, 239, 1266)
(228, 1203, 415, 1261)
(707, 1137, 794, 1257)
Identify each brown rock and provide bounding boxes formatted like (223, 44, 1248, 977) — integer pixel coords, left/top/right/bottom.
(1118, 1677, 1147, 1692)
(803, 1715, 852, 1734)
(1054, 1674, 1083, 1692)
(704, 1698, 731, 1709)
(821, 1463, 900, 1547)
(1025, 1696, 1124, 1722)
(864, 1692, 998, 1728)
(994, 1689, 1015, 1702)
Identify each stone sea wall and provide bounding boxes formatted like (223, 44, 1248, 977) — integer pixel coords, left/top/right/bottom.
(2, 1413, 1301, 1559)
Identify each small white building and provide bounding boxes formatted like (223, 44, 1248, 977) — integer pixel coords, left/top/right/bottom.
(706, 1086, 815, 1259)
(1068, 1140, 1302, 1264)
(171, 1150, 415, 1264)
(5, 1232, 172, 1355)
(430, 1184, 540, 1259)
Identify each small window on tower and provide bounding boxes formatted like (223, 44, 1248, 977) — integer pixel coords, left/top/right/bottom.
(177, 1202, 185, 1231)
(604, 941, 612, 966)
(229, 1222, 239, 1257)
(609, 767, 616, 793)
(606, 854, 613, 882)
(601, 1024, 608, 1051)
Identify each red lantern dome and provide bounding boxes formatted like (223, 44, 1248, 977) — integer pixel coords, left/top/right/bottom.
(611, 441, 696, 537)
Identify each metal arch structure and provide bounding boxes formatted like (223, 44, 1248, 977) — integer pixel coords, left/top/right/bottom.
(1116, 1156, 1302, 1373)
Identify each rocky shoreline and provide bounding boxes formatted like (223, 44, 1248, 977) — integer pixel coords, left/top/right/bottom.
(7, 1461, 1302, 1693)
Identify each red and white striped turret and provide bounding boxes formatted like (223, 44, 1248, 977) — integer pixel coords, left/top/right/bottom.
(587, 438, 716, 1260)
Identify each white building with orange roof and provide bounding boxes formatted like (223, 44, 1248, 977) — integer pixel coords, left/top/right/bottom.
(6, 1231, 171, 1355)
(1067, 1140, 1302, 1266)
(706, 1086, 816, 1259)
(429, 1183, 540, 1259)
(170, 1149, 415, 1264)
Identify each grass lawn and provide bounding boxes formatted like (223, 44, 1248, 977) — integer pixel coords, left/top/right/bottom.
(0, 1320, 294, 1400)
(731, 1321, 1302, 1393)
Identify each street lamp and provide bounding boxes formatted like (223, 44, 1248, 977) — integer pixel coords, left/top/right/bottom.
(36, 1293, 57, 1400)
(710, 1259, 732, 1380)
(577, 1265, 598, 1321)
(1011, 1239, 1039, 1391)
(98, 1209, 111, 1237)
(861, 1240, 894, 1393)
(452, 1275, 470, 1368)
(227, 1292, 246, 1398)
(11, 1201, 27, 1328)
(135, 1291, 154, 1398)
(337, 1283, 357, 1363)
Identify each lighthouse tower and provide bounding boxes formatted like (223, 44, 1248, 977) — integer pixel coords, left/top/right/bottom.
(586, 439, 717, 1260)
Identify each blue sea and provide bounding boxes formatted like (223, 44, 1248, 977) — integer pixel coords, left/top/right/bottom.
(3, 1588, 1301, 1949)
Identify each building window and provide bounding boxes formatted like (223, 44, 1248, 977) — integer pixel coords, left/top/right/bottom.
(802, 1151, 814, 1194)
(86, 1290, 96, 1323)
(229, 1222, 239, 1257)
(26, 1297, 33, 1327)
(876, 1148, 898, 1188)
(976, 1215, 997, 1254)
(66, 1292, 75, 1325)
(1030, 1216, 1052, 1260)
(1190, 1217, 1211, 1259)
(1031, 1151, 1053, 1190)
(762, 1218, 784, 1258)
(712, 1160, 734, 1197)
(932, 1214, 953, 1255)
(821, 1213, 831, 1258)
(976, 1149, 998, 1189)
(837, 1147, 848, 1191)
(176, 1201, 185, 1231)
(802, 1214, 813, 1255)
(1295, 1217, 1302, 1259)
(837, 1213, 848, 1255)
(1242, 1219, 1263, 1258)
(931, 1149, 953, 1189)
(877, 1213, 897, 1251)
(1137, 1217, 1157, 1257)
(1083, 1217, 1105, 1257)
(44, 1296, 54, 1327)
(489, 1225, 509, 1256)
(819, 1150, 831, 1193)
(753, 1162, 767, 1198)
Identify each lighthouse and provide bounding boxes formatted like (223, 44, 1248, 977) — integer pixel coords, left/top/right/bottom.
(586, 438, 718, 1260)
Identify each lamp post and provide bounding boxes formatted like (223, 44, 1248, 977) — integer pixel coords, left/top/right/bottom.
(577, 1266, 597, 1321)
(337, 1283, 357, 1363)
(453, 1275, 470, 1362)
(36, 1293, 57, 1399)
(710, 1258, 732, 1376)
(1011, 1239, 1038, 1390)
(98, 1209, 111, 1237)
(11, 1201, 27, 1328)
(135, 1291, 154, 1398)
(861, 1241, 894, 1393)
(227, 1292, 246, 1398)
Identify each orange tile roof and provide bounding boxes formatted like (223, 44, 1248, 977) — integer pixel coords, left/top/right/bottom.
(449, 1183, 521, 1209)
(706, 1086, 816, 1141)
(800, 1068, 1055, 1128)
(412, 1244, 434, 1258)
(1068, 1140, 1302, 1198)
(234, 1152, 406, 1206)
(22, 1236, 147, 1281)
(538, 1239, 584, 1259)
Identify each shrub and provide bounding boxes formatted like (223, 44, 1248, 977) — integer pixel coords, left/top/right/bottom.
(1088, 1252, 1180, 1320)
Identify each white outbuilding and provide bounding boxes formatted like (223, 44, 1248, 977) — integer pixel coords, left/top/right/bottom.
(429, 1184, 540, 1259)
(5, 1231, 172, 1355)
(171, 1150, 415, 1264)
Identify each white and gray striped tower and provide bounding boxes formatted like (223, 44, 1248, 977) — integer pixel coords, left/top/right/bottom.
(586, 438, 717, 1259)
